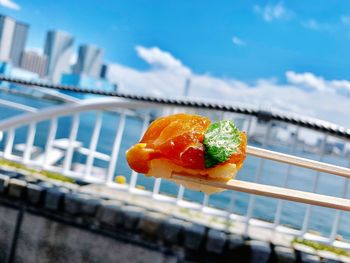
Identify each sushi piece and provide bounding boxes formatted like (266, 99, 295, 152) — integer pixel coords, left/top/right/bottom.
(126, 113, 247, 194)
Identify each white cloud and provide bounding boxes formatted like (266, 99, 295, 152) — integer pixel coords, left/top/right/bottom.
(286, 71, 327, 91)
(341, 15, 350, 25)
(254, 3, 291, 22)
(232, 36, 246, 46)
(135, 46, 191, 75)
(107, 63, 186, 97)
(0, 0, 20, 10)
(302, 19, 332, 31)
(107, 45, 350, 128)
(286, 71, 350, 95)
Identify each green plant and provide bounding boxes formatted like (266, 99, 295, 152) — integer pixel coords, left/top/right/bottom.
(292, 238, 350, 257)
(0, 158, 75, 183)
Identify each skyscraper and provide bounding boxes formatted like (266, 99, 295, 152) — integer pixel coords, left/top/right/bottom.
(0, 15, 15, 62)
(20, 50, 48, 77)
(10, 21, 29, 66)
(73, 45, 102, 78)
(44, 30, 74, 83)
(0, 15, 28, 66)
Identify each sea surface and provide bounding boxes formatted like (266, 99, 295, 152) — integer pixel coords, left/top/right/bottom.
(0, 91, 349, 241)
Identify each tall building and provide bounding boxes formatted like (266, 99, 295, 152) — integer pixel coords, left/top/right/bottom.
(20, 50, 48, 77)
(73, 45, 102, 78)
(0, 15, 28, 65)
(0, 15, 15, 62)
(10, 21, 29, 66)
(44, 30, 74, 83)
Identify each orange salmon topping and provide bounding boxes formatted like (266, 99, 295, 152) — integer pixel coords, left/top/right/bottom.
(126, 113, 246, 174)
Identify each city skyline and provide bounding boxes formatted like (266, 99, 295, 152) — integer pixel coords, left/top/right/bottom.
(0, 12, 107, 83)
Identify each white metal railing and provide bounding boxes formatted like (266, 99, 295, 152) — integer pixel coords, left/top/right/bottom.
(0, 96, 349, 248)
(0, 98, 38, 113)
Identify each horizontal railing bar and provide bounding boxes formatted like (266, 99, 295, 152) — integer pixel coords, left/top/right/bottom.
(247, 146, 350, 179)
(0, 98, 38, 112)
(0, 98, 161, 131)
(0, 85, 143, 120)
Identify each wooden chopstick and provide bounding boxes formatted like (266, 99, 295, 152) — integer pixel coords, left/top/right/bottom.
(247, 146, 350, 179)
(172, 174, 350, 211)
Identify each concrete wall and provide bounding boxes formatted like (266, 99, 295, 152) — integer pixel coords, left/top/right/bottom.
(15, 212, 178, 263)
(0, 167, 346, 263)
(0, 170, 180, 263)
(0, 206, 178, 263)
(0, 206, 18, 262)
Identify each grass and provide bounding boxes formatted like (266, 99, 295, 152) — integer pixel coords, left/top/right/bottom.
(292, 238, 350, 257)
(0, 158, 75, 183)
(179, 207, 191, 215)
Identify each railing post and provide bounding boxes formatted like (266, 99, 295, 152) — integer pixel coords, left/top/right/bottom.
(273, 127, 300, 228)
(129, 114, 150, 189)
(63, 114, 80, 174)
(23, 122, 36, 164)
(329, 158, 350, 244)
(4, 128, 14, 159)
(106, 112, 126, 183)
(244, 120, 272, 236)
(176, 185, 185, 202)
(84, 112, 103, 178)
(329, 178, 349, 243)
(201, 194, 209, 210)
(129, 171, 138, 189)
(300, 134, 328, 236)
(153, 178, 162, 196)
(43, 118, 57, 168)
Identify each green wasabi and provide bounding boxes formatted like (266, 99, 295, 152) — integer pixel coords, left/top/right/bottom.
(203, 120, 241, 168)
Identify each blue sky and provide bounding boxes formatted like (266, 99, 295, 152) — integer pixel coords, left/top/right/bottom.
(2, 0, 350, 81)
(2, 0, 350, 127)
